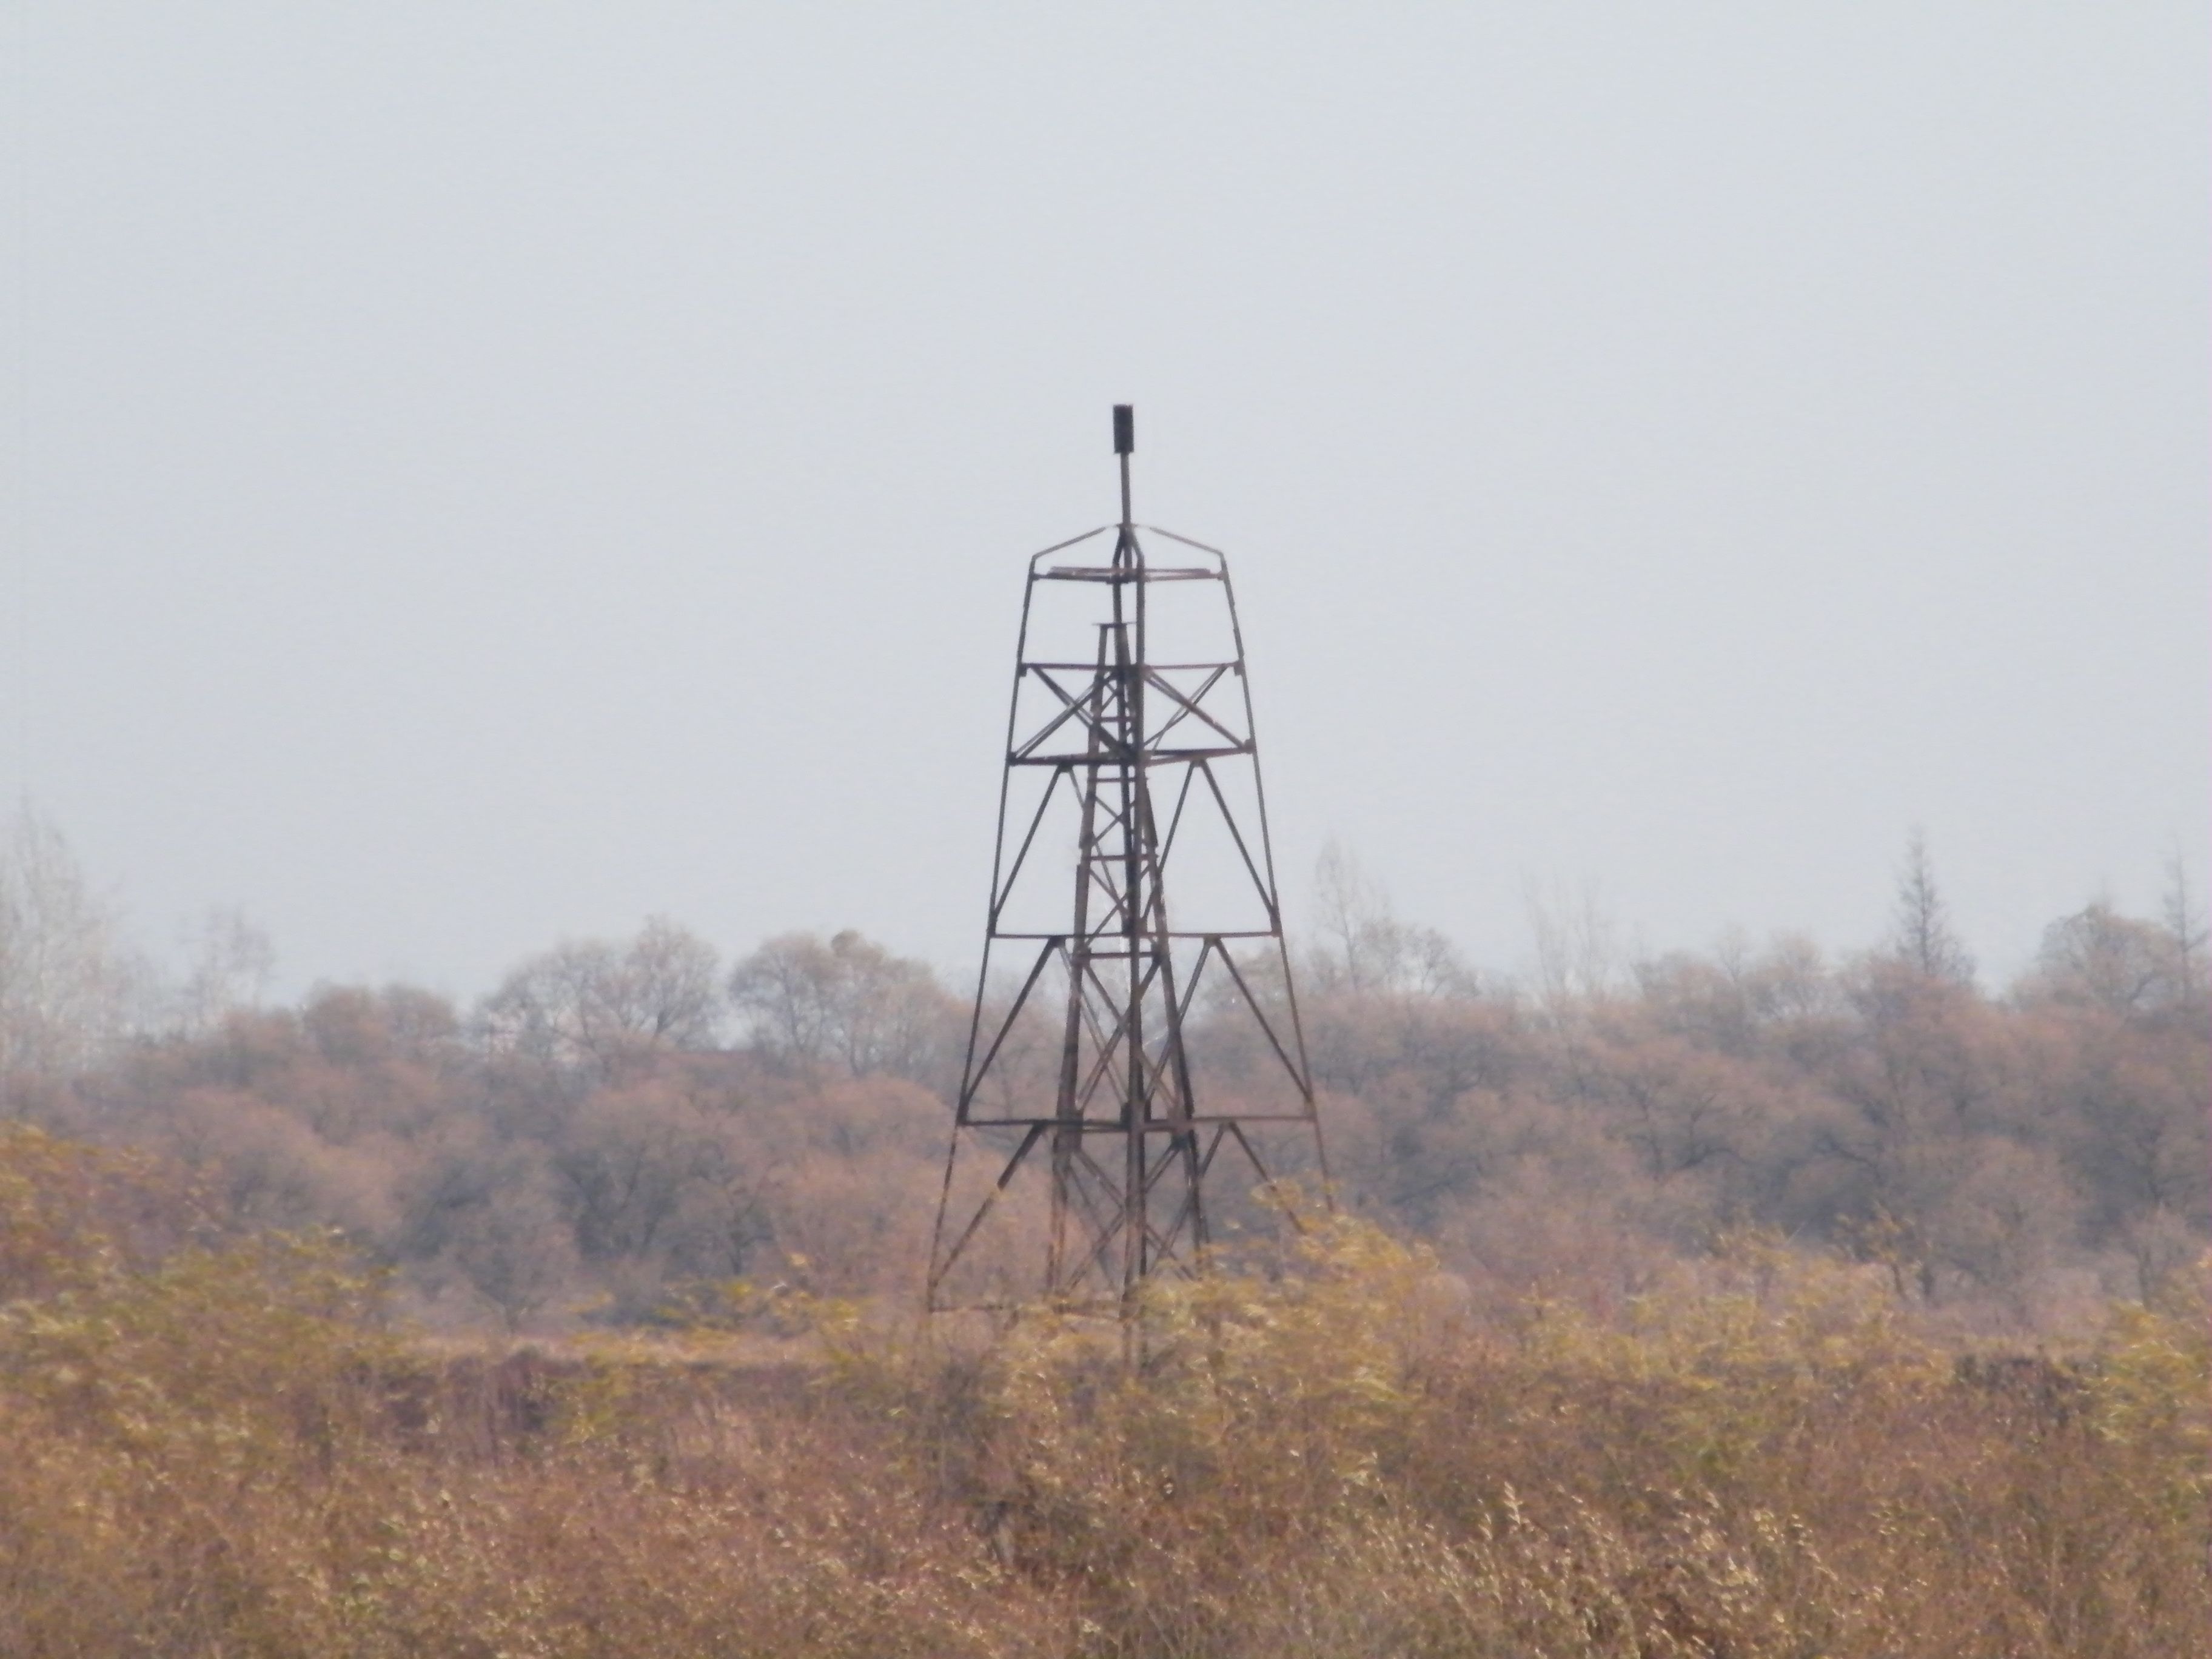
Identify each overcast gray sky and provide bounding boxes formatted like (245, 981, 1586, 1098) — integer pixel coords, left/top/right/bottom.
(4, 4, 2205, 1002)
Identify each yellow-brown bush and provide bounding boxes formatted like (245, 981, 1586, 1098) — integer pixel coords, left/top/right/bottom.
(1, 1126, 2204, 1657)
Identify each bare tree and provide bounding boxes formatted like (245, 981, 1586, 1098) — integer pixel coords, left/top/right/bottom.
(2159, 850, 2206, 1005)
(727, 930, 957, 1081)
(610, 918, 726, 1047)
(449, 1167, 578, 1333)
(173, 906, 276, 1037)
(2031, 901, 2180, 1014)
(0, 806, 144, 1082)
(479, 917, 723, 1074)
(1524, 873, 1621, 1008)
(1308, 842, 1473, 997)
(1891, 829, 1974, 986)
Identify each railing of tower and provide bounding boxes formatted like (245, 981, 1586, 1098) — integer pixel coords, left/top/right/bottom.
(925, 408, 1330, 1317)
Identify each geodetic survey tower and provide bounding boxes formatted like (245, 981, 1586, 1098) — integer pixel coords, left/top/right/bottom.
(927, 406, 1328, 1314)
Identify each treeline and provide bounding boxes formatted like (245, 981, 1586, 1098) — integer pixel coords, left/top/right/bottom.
(1, 814, 2205, 1330)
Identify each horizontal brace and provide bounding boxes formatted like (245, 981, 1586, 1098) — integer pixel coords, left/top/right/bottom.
(1039, 567, 1220, 584)
(1023, 661, 1239, 674)
(1007, 746, 1249, 766)
(987, 929, 1284, 942)
(960, 1124, 1203, 1141)
(953, 1114, 1317, 1130)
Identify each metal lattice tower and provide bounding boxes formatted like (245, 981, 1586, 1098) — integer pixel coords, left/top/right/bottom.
(927, 406, 1328, 1315)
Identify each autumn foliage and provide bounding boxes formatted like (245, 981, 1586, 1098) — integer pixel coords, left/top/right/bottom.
(5, 879, 2202, 1333)
(1, 823, 2207, 1651)
(0, 1124, 2204, 1657)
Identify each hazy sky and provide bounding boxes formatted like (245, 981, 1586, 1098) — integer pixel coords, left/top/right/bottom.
(4, 5, 2205, 1002)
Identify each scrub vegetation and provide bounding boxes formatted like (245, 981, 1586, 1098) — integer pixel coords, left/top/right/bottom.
(0, 1126, 2203, 1657)
(1, 814, 2206, 1654)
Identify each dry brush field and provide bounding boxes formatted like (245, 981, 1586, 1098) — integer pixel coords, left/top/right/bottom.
(0, 1122, 2204, 1659)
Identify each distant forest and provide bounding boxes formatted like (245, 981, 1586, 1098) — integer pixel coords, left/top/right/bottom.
(1, 811, 2204, 1333)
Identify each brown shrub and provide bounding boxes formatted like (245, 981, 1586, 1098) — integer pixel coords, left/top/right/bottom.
(1, 1130, 2204, 1657)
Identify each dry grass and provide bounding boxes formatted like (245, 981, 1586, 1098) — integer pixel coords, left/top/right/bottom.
(0, 1126, 2204, 1657)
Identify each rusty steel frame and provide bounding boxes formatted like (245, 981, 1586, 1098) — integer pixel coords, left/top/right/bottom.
(927, 407, 1328, 1316)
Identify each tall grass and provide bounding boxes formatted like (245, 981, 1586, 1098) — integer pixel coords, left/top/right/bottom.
(1, 1126, 2204, 1657)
